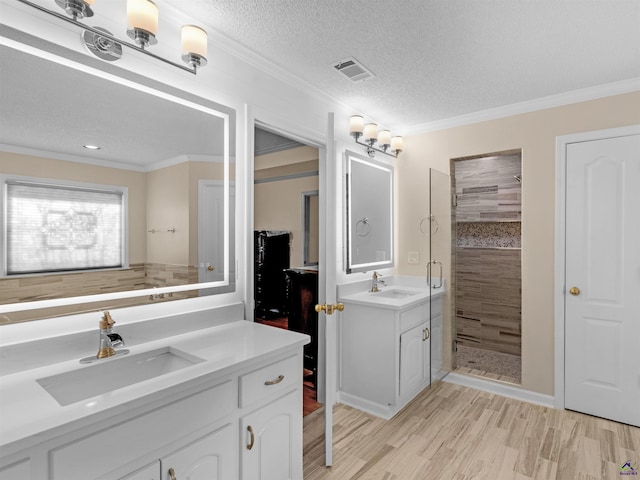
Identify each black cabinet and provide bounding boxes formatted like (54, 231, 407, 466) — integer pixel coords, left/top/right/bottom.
(284, 268, 318, 387)
(254, 231, 290, 319)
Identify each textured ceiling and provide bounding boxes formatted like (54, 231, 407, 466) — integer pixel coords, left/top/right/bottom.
(178, 0, 640, 131)
(2, 1, 639, 167)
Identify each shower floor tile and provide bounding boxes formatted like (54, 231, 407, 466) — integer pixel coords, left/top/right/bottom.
(455, 344, 521, 384)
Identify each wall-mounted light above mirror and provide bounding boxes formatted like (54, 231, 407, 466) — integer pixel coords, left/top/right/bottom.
(0, 42, 236, 323)
(349, 115, 403, 159)
(344, 150, 394, 274)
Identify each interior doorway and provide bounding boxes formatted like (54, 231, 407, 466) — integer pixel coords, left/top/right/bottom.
(451, 150, 523, 384)
(253, 126, 322, 416)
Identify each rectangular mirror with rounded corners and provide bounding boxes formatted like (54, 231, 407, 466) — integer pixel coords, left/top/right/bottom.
(344, 150, 393, 274)
(0, 42, 236, 323)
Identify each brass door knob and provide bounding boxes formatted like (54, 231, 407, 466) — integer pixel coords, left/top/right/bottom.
(315, 303, 345, 315)
(569, 287, 581, 296)
(207, 265, 214, 271)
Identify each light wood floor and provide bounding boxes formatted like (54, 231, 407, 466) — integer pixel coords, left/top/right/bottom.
(303, 381, 639, 480)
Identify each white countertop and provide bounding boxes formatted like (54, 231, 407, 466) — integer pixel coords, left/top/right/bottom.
(0, 320, 309, 454)
(338, 276, 446, 310)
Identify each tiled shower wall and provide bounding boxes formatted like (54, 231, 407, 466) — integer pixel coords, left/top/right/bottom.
(455, 223, 521, 355)
(454, 153, 522, 356)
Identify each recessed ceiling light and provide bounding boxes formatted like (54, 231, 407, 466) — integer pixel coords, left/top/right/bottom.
(83, 144, 101, 150)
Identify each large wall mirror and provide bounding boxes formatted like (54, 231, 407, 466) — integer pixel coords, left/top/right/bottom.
(0, 43, 236, 323)
(344, 150, 393, 273)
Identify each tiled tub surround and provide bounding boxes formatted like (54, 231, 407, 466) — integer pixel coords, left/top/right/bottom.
(0, 263, 199, 324)
(455, 222, 521, 357)
(453, 153, 522, 222)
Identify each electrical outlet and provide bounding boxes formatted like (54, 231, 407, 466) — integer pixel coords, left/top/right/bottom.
(407, 251, 419, 264)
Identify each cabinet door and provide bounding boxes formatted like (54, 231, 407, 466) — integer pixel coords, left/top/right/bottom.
(161, 424, 235, 480)
(241, 390, 302, 480)
(0, 459, 30, 480)
(399, 322, 430, 397)
(121, 461, 160, 480)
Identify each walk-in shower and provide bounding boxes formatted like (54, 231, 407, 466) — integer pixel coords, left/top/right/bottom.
(451, 151, 523, 384)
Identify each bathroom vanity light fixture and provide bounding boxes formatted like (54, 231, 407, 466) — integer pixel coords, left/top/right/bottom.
(17, 0, 208, 74)
(349, 115, 403, 158)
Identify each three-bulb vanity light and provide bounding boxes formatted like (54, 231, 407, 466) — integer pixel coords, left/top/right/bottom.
(17, 0, 208, 74)
(349, 115, 403, 158)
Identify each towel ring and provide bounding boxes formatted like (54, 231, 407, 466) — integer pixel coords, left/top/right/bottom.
(356, 217, 371, 237)
(419, 215, 439, 236)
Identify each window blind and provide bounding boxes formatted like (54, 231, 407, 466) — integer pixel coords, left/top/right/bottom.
(5, 181, 124, 275)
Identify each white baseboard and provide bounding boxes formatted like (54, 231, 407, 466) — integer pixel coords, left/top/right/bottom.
(443, 372, 555, 408)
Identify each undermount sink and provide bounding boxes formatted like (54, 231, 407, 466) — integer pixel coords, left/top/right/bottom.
(37, 347, 205, 406)
(371, 288, 420, 299)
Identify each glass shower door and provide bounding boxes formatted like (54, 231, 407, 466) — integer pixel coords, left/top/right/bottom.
(428, 168, 454, 383)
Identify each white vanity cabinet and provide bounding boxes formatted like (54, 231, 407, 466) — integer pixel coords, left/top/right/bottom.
(160, 426, 234, 480)
(0, 459, 30, 479)
(0, 322, 308, 480)
(399, 321, 430, 397)
(241, 390, 301, 479)
(122, 427, 233, 480)
(239, 355, 303, 480)
(121, 462, 160, 480)
(339, 293, 443, 419)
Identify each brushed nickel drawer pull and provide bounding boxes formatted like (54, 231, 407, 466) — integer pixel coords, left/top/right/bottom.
(264, 374, 285, 386)
(423, 327, 430, 341)
(247, 425, 255, 450)
(168, 467, 177, 480)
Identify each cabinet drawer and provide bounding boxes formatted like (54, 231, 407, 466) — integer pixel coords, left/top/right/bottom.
(51, 380, 235, 480)
(239, 355, 300, 408)
(399, 304, 427, 332)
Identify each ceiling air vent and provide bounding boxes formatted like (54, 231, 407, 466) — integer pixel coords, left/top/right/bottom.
(332, 57, 375, 82)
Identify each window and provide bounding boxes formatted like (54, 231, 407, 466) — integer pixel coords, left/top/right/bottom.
(2, 178, 127, 275)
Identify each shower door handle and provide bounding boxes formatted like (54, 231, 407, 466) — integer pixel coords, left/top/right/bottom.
(426, 260, 443, 289)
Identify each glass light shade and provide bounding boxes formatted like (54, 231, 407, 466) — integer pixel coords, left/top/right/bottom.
(364, 123, 378, 142)
(182, 25, 208, 59)
(391, 136, 404, 153)
(378, 130, 391, 147)
(349, 115, 364, 135)
(127, 0, 158, 35)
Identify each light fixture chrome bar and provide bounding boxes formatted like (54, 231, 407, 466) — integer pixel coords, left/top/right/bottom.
(15, 0, 198, 74)
(353, 136, 399, 158)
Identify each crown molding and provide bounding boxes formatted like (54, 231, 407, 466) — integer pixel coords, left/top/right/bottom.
(402, 78, 640, 136)
(204, 29, 352, 114)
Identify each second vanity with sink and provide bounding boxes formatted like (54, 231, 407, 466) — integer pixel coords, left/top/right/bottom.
(0, 304, 309, 480)
(337, 276, 445, 420)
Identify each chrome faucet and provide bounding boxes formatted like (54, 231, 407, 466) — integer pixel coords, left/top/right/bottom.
(370, 271, 386, 292)
(97, 311, 125, 359)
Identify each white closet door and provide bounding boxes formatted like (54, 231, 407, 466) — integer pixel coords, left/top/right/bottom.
(565, 133, 640, 427)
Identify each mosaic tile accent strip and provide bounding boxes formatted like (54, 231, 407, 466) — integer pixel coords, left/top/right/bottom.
(457, 221, 521, 248)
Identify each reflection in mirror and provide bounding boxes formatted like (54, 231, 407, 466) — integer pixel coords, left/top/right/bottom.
(302, 191, 319, 267)
(0, 44, 236, 323)
(344, 150, 393, 273)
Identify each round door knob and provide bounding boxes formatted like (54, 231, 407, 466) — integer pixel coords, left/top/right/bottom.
(207, 265, 214, 271)
(569, 287, 580, 296)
